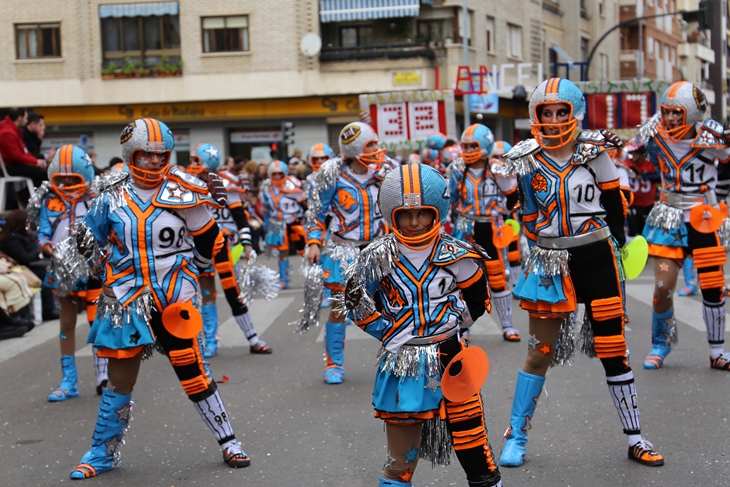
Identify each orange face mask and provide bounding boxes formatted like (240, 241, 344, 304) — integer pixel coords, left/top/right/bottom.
(51, 174, 87, 200)
(657, 106, 692, 141)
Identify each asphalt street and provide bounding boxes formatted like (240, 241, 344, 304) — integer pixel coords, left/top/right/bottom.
(0, 256, 728, 487)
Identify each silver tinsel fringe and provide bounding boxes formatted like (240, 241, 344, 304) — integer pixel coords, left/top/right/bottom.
(96, 291, 155, 331)
(323, 238, 362, 274)
(636, 113, 661, 144)
(293, 264, 325, 333)
(666, 314, 679, 345)
(376, 342, 441, 379)
(419, 416, 453, 467)
(111, 399, 134, 467)
(52, 222, 101, 297)
(503, 139, 540, 178)
(91, 171, 131, 216)
(577, 307, 596, 359)
(719, 218, 730, 251)
(454, 215, 472, 237)
(646, 201, 684, 231)
(445, 158, 465, 180)
(237, 251, 280, 304)
(307, 157, 344, 221)
(524, 246, 570, 278)
(26, 181, 51, 231)
(519, 233, 530, 267)
(551, 311, 576, 367)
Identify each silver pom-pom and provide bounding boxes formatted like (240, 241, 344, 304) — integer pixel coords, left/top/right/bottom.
(51, 221, 102, 297)
(577, 306, 596, 358)
(324, 238, 362, 273)
(445, 157, 465, 180)
(237, 251, 279, 304)
(293, 264, 325, 333)
(454, 215, 472, 237)
(524, 246, 570, 278)
(646, 201, 684, 231)
(551, 311, 576, 367)
(26, 181, 51, 231)
(503, 139, 540, 177)
(419, 416, 453, 467)
(306, 157, 344, 221)
(636, 112, 662, 144)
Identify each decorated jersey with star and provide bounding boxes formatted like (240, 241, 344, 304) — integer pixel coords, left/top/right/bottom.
(261, 176, 306, 224)
(520, 149, 619, 241)
(39, 190, 95, 248)
(450, 160, 517, 218)
(357, 235, 484, 353)
(306, 164, 385, 245)
(83, 182, 218, 310)
(647, 119, 730, 194)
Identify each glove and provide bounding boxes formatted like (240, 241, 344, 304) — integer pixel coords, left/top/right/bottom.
(723, 123, 730, 145)
(344, 279, 363, 309)
(599, 129, 625, 148)
(239, 173, 251, 192)
(207, 173, 227, 205)
(238, 227, 252, 247)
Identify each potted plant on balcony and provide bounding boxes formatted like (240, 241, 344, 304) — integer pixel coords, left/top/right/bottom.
(101, 62, 119, 79)
(153, 54, 183, 77)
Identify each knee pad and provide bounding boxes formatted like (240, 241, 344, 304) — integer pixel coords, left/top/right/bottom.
(508, 249, 520, 265)
(590, 296, 623, 322)
(484, 260, 507, 291)
(594, 335, 627, 359)
(169, 347, 198, 367)
(445, 394, 483, 423)
(694, 246, 726, 290)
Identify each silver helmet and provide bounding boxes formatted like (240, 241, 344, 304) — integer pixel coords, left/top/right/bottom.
(339, 121, 386, 169)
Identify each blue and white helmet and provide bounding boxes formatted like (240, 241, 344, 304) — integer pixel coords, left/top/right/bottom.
(426, 132, 447, 161)
(48, 144, 94, 198)
(529, 78, 586, 149)
(190, 142, 221, 175)
(460, 124, 495, 164)
(379, 162, 450, 229)
(491, 141, 513, 157)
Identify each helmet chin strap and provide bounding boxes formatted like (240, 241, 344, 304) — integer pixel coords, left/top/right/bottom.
(392, 222, 442, 248)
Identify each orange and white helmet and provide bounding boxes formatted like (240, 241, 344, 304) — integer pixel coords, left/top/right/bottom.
(120, 118, 174, 188)
(657, 81, 708, 141)
(307, 143, 334, 172)
(529, 78, 586, 149)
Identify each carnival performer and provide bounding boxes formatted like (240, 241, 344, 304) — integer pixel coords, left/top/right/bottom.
(30, 145, 108, 401)
(61, 119, 250, 479)
(186, 143, 271, 356)
(338, 162, 502, 487)
(638, 81, 730, 370)
(492, 140, 523, 288)
(499, 78, 663, 468)
(306, 122, 392, 384)
(448, 125, 521, 342)
(261, 160, 307, 289)
(424, 132, 448, 173)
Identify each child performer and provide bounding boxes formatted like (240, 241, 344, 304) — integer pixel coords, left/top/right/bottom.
(500, 78, 663, 468)
(31, 144, 108, 401)
(60, 119, 251, 479)
(338, 163, 503, 487)
(261, 160, 307, 289)
(448, 125, 521, 341)
(187, 143, 271, 356)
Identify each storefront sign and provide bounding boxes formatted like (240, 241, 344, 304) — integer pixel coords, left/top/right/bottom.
(359, 90, 456, 152)
(393, 70, 422, 86)
(230, 130, 281, 143)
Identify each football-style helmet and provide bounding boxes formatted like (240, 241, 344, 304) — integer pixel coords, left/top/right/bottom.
(339, 122, 386, 169)
(657, 81, 708, 141)
(268, 160, 289, 187)
(188, 142, 221, 176)
(307, 143, 334, 172)
(460, 124, 495, 164)
(47, 144, 94, 199)
(426, 132, 447, 161)
(120, 118, 175, 188)
(379, 163, 450, 246)
(529, 77, 586, 149)
(491, 141, 513, 157)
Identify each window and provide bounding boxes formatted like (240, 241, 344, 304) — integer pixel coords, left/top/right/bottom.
(416, 19, 454, 44)
(647, 35, 654, 58)
(599, 53, 608, 79)
(486, 16, 495, 53)
(202, 16, 249, 53)
(508, 23, 522, 59)
(101, 15, 180, 66)
(655, 39, 661, 59)
(15, 23, 61, 59)
(580, 38, 589, 61)
(598, 0, 604, 16)
(339, 25, 373, 48)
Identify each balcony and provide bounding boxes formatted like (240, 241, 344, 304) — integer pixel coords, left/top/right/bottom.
(319, 42, 436, 63)
(620, 50, 642, 78)
(678, 42, 715, 64)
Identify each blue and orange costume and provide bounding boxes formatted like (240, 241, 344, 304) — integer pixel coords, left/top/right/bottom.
(339, 163, 502, 487)
(61, 119, 251, 480)
(501, 78, 663, 468)
(639, 81, 730, 371)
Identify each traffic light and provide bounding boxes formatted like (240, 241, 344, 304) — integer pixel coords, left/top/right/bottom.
(282, 121, 295, 146)
(698, 0, 712, 31)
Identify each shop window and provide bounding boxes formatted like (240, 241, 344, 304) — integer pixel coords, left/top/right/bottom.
(15, 23, 61, 59)
(202, 15, 249, 53)
(101, 15, 180, 66)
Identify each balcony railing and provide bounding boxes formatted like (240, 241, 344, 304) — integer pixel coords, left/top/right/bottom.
(319, 42, 436, 62)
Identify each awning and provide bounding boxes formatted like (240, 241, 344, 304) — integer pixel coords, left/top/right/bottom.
(99, 2, 178, 18)
(551, 45, 575, 64)
(320, 0, 420, 22)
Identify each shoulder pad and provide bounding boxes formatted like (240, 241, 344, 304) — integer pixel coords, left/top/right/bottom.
(167, 166, 209, 194)
(572, 131, 617, 165)
(692, 119, 730, 149)
(218, 170, 244, 192)
(152, 179, 221, 209)
(316, 157, 344, 192)
(432, 234, 483, 265)
(503, 139, 540, 177)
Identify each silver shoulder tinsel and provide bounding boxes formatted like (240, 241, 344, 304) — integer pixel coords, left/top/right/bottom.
(26, 181, 51, 231)
(90, 170, 131, 216)
(577, 306, 596, 359)
(236, 251, 280, 304)
(636, 112, 662, 144)
(551, 311, 576, 367)
(293, 263, 325, 333)
(503, 139, 540, 177)
(445, 157, 465, 180)
(51, 221, 103, 297)
(323, 238, 361, 273)
(524, 246, 570, 278)
(306, 157, 344, 223)
(645, 201, 684, 231)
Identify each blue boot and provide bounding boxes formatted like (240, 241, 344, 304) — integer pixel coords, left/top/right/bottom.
(643, 308, 675, 369)
(379, 478, 412, 487)
(499, 369, 545, 467)
(320, 287, 333, 308)
(678, 258, 698, 297)
(48, 355, 79, 402)
(70, 389, 132, 479)
(323, 321, 346, 384)
(201, 304, 219, 358)
(277, 259, 289, 290)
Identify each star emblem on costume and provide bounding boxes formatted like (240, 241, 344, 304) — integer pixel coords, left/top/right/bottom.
(424, 375, 440, 392)
(129, 331, 141, 345)
(204, 146, 219, 161)
(397, 468, 414, 482)
(167, 182, 185, 201)
(658, 280, 664, 288)
(527, 334, 541, 350)
(105, 435, 122, 456)
(537, 342, 552, 356)
(83, 153, 93, 167)
(659, 262, 669, 272)
(383, 451, 395, 470)
(671, 232, 684, 244)
(539, 276, 554, 290)
(439, 241, 458, 259)
(116, 403, 132, 422)
(404, 445, 419, 464)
